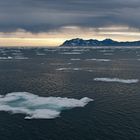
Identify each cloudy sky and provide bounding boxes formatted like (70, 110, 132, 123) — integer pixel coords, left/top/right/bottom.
(0, 0, 140, 46)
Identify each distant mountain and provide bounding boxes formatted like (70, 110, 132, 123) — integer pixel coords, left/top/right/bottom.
(60, 38, 140, 47)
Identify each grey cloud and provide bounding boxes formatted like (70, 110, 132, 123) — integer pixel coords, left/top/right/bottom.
(0, 0, 140, 32)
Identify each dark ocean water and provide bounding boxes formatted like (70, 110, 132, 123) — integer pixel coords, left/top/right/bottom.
(0, 47, 140, 140)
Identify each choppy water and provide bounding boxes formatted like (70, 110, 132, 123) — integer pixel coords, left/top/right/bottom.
(0, 47, 140, 140)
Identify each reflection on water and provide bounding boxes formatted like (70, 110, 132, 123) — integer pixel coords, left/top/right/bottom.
(0, 47, 140, 140)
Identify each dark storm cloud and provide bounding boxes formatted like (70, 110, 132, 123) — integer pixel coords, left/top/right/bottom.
(0, 0, 140, 32)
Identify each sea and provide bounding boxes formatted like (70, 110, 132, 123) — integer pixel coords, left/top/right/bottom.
(0, 46, 140, 140)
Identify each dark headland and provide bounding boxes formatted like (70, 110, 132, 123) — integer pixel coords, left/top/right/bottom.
(60, 38, 140, 47)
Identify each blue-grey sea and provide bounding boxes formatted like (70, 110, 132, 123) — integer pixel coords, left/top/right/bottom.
(0, 46, 140, 140)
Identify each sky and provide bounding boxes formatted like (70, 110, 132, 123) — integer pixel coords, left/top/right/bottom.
(0, 0, 140, 47)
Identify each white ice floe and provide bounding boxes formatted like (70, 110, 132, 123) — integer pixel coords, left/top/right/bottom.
(50, 63, 71, 66)
(14, 56, 28, 59)
(71, 49, 89, 52)
(73, 68, 82, 71)
(70, 58, 81, 61)
(12, 53, 23, 56)
(36, 52, 46, 55)
(94, 78, 139, 84)
(103, 53, 113, 55)
(0, 92, 93, 119)
(56, 68, 83, 71)
(56, 68, 70, 71)
(60, 52, 81, 55)
(86, 59, 111, 62)
(0, 56, 28, 60)
(0, 56, 13, 60)
(99, 50, 114, 53)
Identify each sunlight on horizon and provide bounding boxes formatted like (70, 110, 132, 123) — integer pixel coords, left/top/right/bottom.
(0, 26, 140, 47)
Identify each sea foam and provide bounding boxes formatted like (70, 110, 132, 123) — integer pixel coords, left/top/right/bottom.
(94, 78, 139, 84)
(0, 92, 93, 119)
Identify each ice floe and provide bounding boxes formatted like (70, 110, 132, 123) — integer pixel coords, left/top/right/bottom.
(94, 78, 139, 84)
(0, 92, 93, 119)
